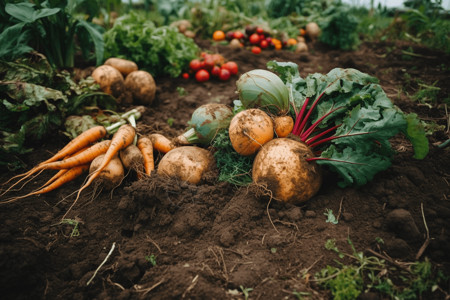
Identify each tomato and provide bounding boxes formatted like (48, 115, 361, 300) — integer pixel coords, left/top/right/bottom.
(182, 73, 189, 79)
(226, 31, 235, 40)
(251, 46, 261, 54)
(259, 40, 269, 49)
(212, 30, 226, 41)
(195, 69, 210, 82)
(219, 68, 231, 81)
(233, 31, 244, 39)
(203, 55, 215, 70)
(266, 37, 272, 43)
(256, 27, 264, 34)
(249, 33, 260, 45)
(211, 66, 221, 77)
(189, 59, 202, 72)
(222, 61, 238, 75)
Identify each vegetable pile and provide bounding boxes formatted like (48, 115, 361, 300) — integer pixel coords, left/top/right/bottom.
(1, 60, 429, 208)
(213, 23, 318, 54)
(185, 52, 239, 82)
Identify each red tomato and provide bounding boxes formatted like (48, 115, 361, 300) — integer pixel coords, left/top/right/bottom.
(259, 34, 265, 41)
(251, 46, 261, 54)
(203, 55, 215, 70)
(189, 59, 202, 72)
(256, 27, 264, 34)
(211, 65, 221, 77)
(219, 68, 231, 81)
(233, 31, 244, 39)
(266, 37, 272, 43)
(195, 69, 210, 82)
(259, 40, 269, 49)
(222, 61, 238, 75)
(182, 73, 189, 79)
(249, 33, 260, 45)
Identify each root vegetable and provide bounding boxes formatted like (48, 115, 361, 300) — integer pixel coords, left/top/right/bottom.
(157, 146, 215, 184)
(91, 65, 125, 100)
(229, 108, 274, 156)
(104, 57, 138, 76)
(273, 115, 294, 138)
(89, 154, 124, 190)
(137, 137, 154, 175)
(120, 144, 144, 174)
(306, 22, 320, 39)
(124, 70, 156, 106)
(252, 138, 322, 204)
(150, 133, 176, 154)
(295, 42, 308, 53)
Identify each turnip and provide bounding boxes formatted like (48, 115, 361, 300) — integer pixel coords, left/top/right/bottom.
(252, 138, 322, 204)
(157, 146, 215, 184)
(228, 108, 274, 156)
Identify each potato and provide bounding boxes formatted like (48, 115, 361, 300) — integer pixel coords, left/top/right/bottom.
(295, 42, 308, 53)
(306, 22, 320, 39)
(104, 57, 138, 76)
(157, 146, 215, 185)
(124, 70, 156, 106)
(252, 138, 322, 204)
(90, 154, 124, 190)
(91, 65, 125, 101)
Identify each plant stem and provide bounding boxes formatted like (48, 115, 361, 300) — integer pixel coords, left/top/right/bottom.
(292, 97, 309, 135)
(306, 124, 342, 146)
(301, 106, 344, 141)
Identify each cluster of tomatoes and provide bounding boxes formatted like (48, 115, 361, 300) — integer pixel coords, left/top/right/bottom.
(183, 52, 239, 82)
(213, 25, 295, 54)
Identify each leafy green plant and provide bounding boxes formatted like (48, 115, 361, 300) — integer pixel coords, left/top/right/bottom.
(0, 0, 104, 68)
(145, 254, 157, 266)
(319, 4, 360, 50)
(103, 11, 199, 78)
(324, 209, 338, 224)
(0, 55, 116, 170)
(239, 285, 253, 300)
(316, 237, 448, 299)
(211, 130, 253, 186)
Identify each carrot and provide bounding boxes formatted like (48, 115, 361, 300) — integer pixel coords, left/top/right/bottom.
(2, 126, 106, 187)
(137, 137, 154, 175)
(1, 164, 89, 204)
(150, 133, 175, 154)
(63, 124, 135, 219)
(0, 140, 111, 197)
(273, 115, 294, 138)
(38, 146, 90, 189)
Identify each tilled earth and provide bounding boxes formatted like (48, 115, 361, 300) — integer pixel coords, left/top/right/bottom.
(1, 39, 449, 299)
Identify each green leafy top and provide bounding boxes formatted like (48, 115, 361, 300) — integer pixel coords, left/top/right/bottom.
(267, 60, 429, 187)
(103, 12, 200, 78)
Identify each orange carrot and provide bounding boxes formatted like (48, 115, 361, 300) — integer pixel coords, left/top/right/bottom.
(39, 146, 89, 189)
(137, 137, 154, 175)
(63, 124, 135, 218)
(39, 126, 107, 166)
(2, 126, 106, 187)
(0, 140, 111, 197)
(1, 164, 89, 204)
(150, 133, 175, 154)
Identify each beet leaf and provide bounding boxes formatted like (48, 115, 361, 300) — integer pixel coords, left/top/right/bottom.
(267, 60, 429, 187)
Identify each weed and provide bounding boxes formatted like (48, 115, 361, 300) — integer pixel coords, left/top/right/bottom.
(240, 285, 253, 300)
(60, 218, 80, 237)
(292, 290, 312, 299)
(324, 209, 338, 224)
(315, 237, 447, 299)
(167, 118, 175, 127)
(411, 81, 441, 107)
(145, 254, 157, 266)
(176, 86, 187, 96)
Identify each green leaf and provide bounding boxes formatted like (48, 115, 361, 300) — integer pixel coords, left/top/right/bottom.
(316, 145, 392, 187)
(0, 23, 33, 61)
(5, 3, 60, 23)
(77, 19, 104, 66)
(404, 113, 429, 159)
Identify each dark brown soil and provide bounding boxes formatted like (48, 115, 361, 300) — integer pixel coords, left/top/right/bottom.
(1, 39, 449, 300)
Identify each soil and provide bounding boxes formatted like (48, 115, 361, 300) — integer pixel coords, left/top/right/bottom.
(1, 39, 449, 300)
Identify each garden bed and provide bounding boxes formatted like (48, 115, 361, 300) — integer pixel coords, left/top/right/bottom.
(1, 39, 449, 299)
